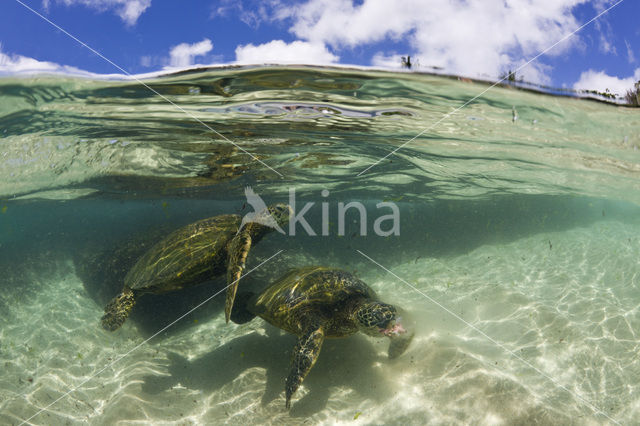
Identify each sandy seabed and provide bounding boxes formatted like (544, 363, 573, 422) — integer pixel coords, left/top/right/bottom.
(1, 220, 639, 425)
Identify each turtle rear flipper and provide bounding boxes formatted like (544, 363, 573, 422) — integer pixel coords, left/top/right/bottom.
(285, 323, 325, 409)
(225, 230, 253, 322)
(101, 287, 136, 331)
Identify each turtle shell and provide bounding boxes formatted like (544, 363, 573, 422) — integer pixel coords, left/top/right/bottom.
(250, 266, 377, 335)
(125, 214, 240, 293)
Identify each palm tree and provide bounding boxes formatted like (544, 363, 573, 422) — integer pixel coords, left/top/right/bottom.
(624, 80, 640, 106)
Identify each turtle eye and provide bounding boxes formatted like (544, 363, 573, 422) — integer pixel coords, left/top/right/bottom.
(373, 306, 396, 328)
(376, 314, 394, 328)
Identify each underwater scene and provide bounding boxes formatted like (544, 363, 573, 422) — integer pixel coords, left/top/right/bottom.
(1, 66, 639, 425)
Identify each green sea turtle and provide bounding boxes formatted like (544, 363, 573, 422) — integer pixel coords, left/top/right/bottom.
(231, 266, 414, 408)
(101, 203, 291, 331)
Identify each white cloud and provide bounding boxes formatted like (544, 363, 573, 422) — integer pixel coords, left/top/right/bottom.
(0, 45, 219, 79)
(0, 46, 90, 75)
(139, 55, 152, 67)
(235, 40, 338, 65)
(273, 0, 591, 83)
(573, 68, 640, 96)
(594, 19, 616, 55)
(625, 40, 636, 64)
(48, 0, 151, 26)
(371, 52, 404, 69)
(212, 0, 276, 29)
(168, 39, 214, 67)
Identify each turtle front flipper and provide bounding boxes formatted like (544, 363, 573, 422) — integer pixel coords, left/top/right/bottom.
(101, 287, 136, 331)
(285, 324, 325, 409)
(225, 229, 253, 323)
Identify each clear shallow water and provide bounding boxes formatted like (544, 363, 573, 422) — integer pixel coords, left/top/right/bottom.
(0, 66, 639, 425)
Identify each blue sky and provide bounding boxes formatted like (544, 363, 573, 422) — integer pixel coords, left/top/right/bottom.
(0, 0, 639, 96)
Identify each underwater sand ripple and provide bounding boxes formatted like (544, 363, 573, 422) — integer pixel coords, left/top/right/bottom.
(1, 220, 638, 424)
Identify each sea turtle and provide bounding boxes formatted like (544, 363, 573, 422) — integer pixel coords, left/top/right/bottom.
(100, 203, 291, 331)
(231, 266, 415, 408)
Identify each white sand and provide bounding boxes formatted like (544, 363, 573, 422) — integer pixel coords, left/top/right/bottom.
(1, 220, 639, 425)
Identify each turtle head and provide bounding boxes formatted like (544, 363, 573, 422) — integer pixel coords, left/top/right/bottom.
(242, 203, 291, 239)
(355, 301, 406, 338)
(252, 203, 291, 234)
(267, 203, 292, 228)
